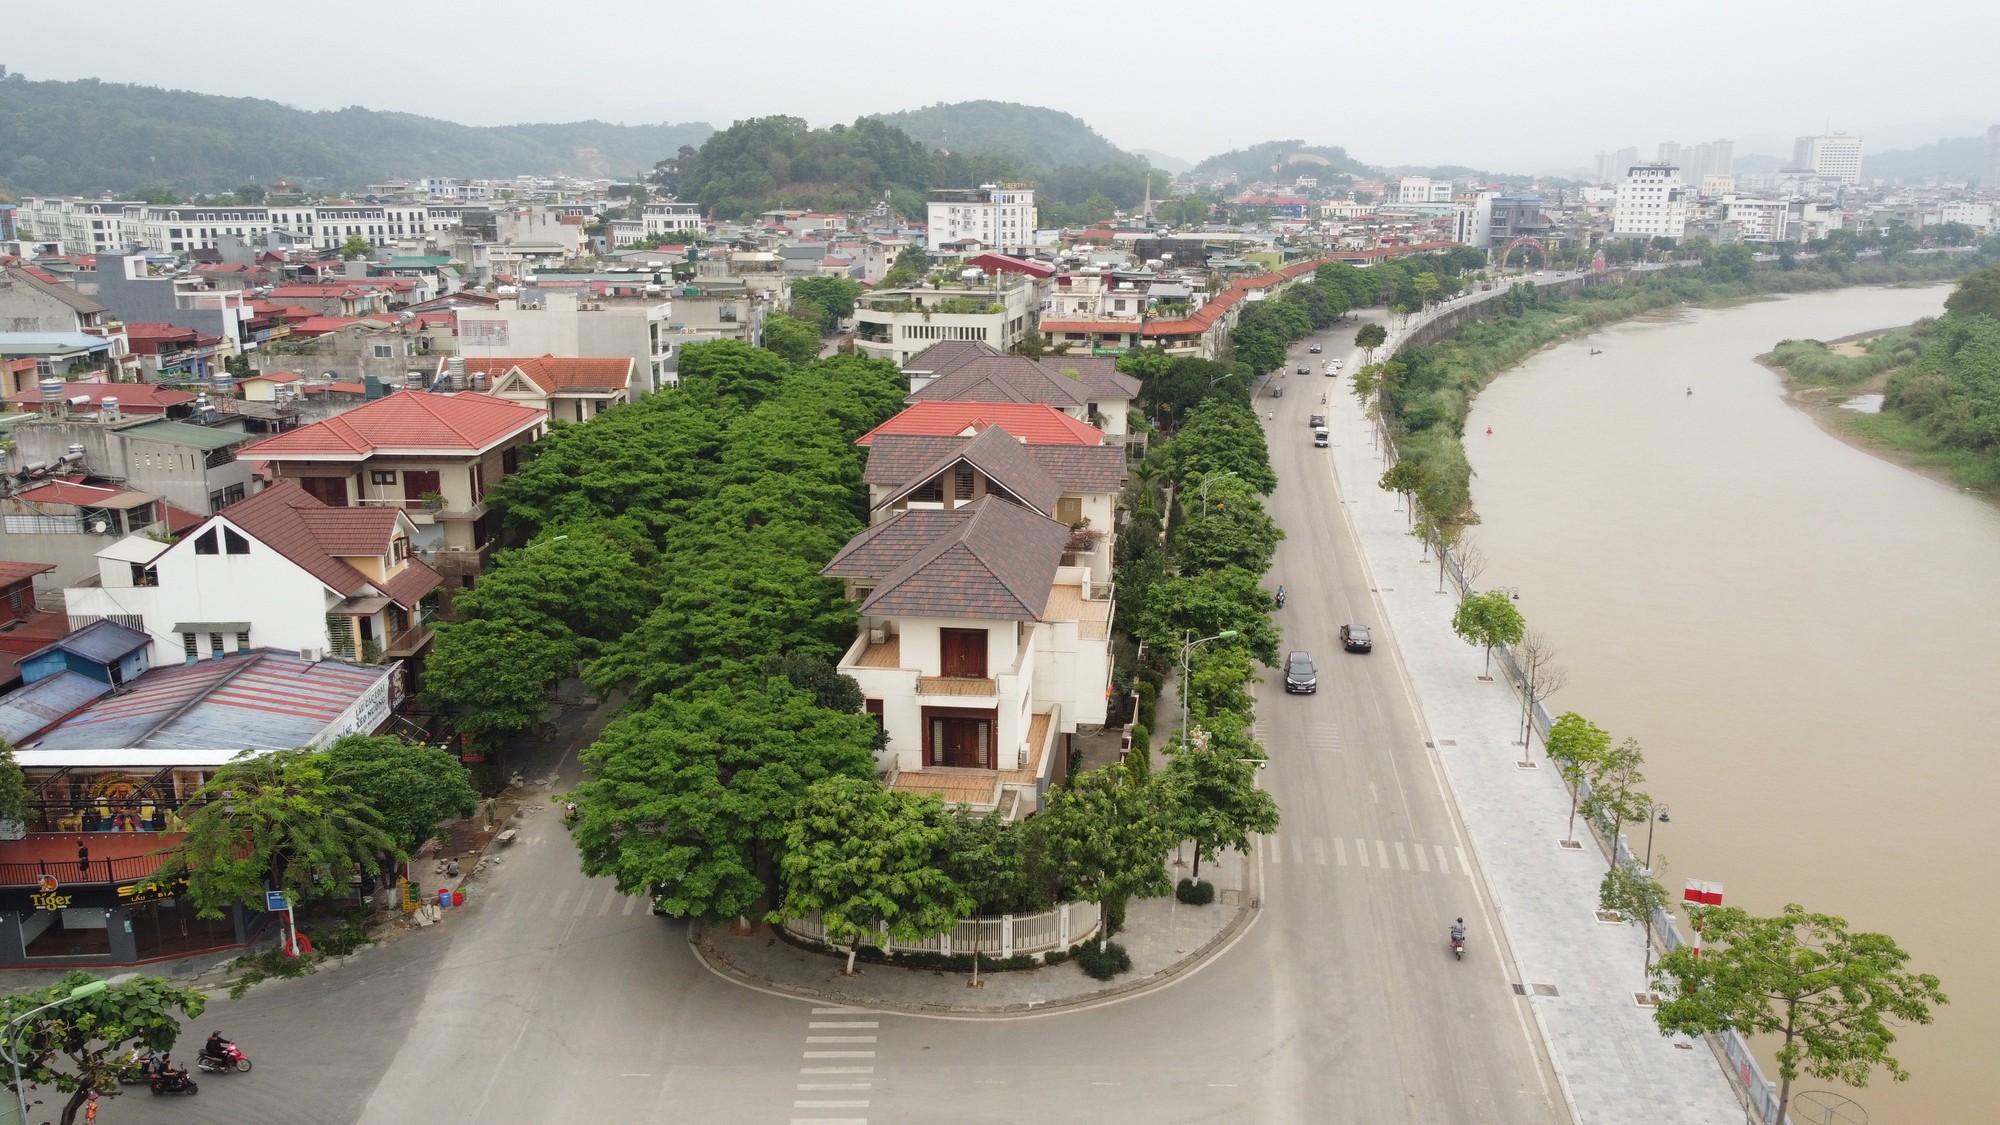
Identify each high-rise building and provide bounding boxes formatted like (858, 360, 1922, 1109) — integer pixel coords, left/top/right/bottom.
(925, 184, 1037, 254)
(1792, 134, 1863, 185)
(1613, 163, 1687, 239)
(1594, 147, 1640, 184)
(1985, 125, 2000, 189)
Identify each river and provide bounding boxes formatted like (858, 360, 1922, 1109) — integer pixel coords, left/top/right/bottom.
(1463, 285, 1993, 1125)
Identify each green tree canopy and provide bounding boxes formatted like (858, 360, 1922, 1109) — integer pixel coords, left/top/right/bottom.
(1162, 724, 1278, 881)
(1165, 401, 1278, 493)
(1543, 711, 1612, 844)
(1449, 589, 1526, 678)
(1133, 567, 1281, 665)
(676, 338, 794, 408)
(1171, 475, 1283, 574)
(1031, 766, 1176, 933)
(1, 974, 207, 1125)
(0, 739, 29, 823)
(1652, 904, 1947, 1121)
(1355, 322, 1388, 349)
(760, 311, 821, 366)
(338, 233, 371, 260)
(573, 677, 879, 921)
(789, 276, 864, 332)
(423, 616, 576, 746)
(316, 735, 479, 853)
(774, 776, 973, 973)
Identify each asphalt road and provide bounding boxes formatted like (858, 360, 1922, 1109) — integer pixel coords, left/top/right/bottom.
(104, 312, 1565, 1125)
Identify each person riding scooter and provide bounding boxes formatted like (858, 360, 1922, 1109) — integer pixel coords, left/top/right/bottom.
(1275, 585, 1287, 608)
(203, 1032, 230, 1065)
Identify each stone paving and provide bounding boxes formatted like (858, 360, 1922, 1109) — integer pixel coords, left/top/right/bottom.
(1321, 324, 1748, 1124)
(694, 845, 1253, 1016)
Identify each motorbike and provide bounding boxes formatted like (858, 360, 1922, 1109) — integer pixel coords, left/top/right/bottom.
(113, 1050, 154, 1085)
(196, 1041, 252, 1074)
(1275, 589, 1287, 609)
(1450, 931, 1466, 960)
(149, 1069, 199, 1096)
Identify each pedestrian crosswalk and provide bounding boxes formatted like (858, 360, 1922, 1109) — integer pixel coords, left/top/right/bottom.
(1250, 717, 1346, 753)
(793, 1006, 877, 1124)
(1262, 833, 1468, 878)
(484, 882, 646, 920)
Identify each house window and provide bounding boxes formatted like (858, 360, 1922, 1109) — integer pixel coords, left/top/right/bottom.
(373, 344, 393, 359)
(391, 536, 410, 562)
(912, 478, 943, 504)
(865, 699, 884, 732)
(371, 471, 397, 485)
(402, 469, 441, 505)
(953, 465, 976, 502)
(223, 528, 249, 555)
(181, 633, 198, 663)
(209, 633, 224, 658)
(236, 630, 250, 652)
(194, 529, 219, 554)
(1056, 496, 1084, 525)
(300, 477, 349, 506)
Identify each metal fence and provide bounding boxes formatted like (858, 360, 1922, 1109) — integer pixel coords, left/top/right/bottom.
(782, 901, 1101, 961)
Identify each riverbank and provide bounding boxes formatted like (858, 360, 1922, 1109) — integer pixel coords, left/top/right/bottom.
(1762, 324, 2000, 498)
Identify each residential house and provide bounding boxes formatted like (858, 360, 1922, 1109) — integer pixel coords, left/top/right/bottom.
(121, 322, 223, 379)
(904, 345, 1141, 440)
(73, 252, 253, 357)
(456, 355, 635, 421)
(266, 284, 393, 318)
(0, 479, 193, 591)
(860, 423, 1125, 586)
(0, 334, 130, 395)
(457, 289, 677, 394)
(6, 382, 197, 419)
(0, 265, 112, 335)
(64, 479, 442, 670)
(248, 316, 454, 385)
(237, 391, 547, 581)
(852, 275, 1042, 367)
(9, 414, 257, 517)
(822, 495, 1112, 818)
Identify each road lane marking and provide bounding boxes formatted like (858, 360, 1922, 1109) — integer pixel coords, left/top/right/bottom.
(800, 1067, 873, 1074)
(1435, 844, 1451, 875)
(809, 1022, 878, 1029)
(806, 1036, 877, 1043)
(803, 1050, 876, 1058)
(574, 888, 597, 915)
(549, 889, 570, 915)
(811, 1007, 872, 1014)
(795, 1100, 870, 1108)
(623, 894, 640, 916)
(598, 888, 617, 915)
(1291, 839, 1303, 865)
(1456, 846, 1470, 875)
(1335, 837, 1348, 866)
(1356, 838, 1370, 867)
(1376, 840, 1391, 868)
(1312, 837, 1327, 865)
(798, 1083, 872, 1090)
(789, 1118, 867, 1125)
(1395, 842, 1410, 870)
(1414, 845, 1430, 872)
(1266, 835, 1279, 864)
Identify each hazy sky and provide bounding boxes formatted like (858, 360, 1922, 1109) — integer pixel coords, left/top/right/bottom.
(8, 0, 1995, 173)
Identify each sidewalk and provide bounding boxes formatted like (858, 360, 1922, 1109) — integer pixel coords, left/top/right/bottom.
(1322, 345, 1747, 1124)
(694, 846, 1254, 1016)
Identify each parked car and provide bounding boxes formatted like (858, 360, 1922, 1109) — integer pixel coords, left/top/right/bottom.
(1340, 624, 1373, 653)
(1284, 650, 1318, 693)
(1308, 344, 1322, 353)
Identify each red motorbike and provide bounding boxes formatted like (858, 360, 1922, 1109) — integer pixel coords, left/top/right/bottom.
(195, 1041, 252, 1074)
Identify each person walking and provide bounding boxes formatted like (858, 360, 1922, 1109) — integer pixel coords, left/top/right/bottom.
(76, 837, 89, 876)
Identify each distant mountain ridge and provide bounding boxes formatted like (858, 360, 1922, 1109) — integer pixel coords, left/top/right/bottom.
(1861, 135, 1989, 185)
(0, 72, 714, 196)
(1190, 140, 1378, 181)
(867, 101, 1143, 169)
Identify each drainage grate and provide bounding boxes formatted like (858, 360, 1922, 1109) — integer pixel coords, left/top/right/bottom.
(1512, 983, 1561, 997)
(1633, 992, 1663, 1008)
(1674, 1042, 1694, 1051)
(1436, 739, 1457, 747)
(1595, 910, 1624, 923)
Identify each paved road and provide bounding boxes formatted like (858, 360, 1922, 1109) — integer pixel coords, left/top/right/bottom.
(107, 318, 1565, 1125)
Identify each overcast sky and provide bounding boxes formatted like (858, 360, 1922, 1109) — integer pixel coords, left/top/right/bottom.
(9, 0, 1994, 173)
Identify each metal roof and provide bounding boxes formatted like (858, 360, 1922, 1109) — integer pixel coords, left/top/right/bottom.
(25, 620, 149, 666)
(0, 672, 111, 746)
(120, 420, 253, 451)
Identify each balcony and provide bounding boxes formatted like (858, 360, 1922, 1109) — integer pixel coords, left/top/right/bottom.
(382, 623, 433, 659)
(915, 675, 998, 697)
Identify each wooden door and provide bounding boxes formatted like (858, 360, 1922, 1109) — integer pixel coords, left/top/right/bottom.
(938, 628, 988, 679)
(929, 715, 990, 768)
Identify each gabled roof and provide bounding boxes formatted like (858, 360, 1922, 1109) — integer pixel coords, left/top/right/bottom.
(856, 401, 1104, 447)
(902, 339, 1001, 375)
(197, 481, 441, 609)
(15, 482, 155, 509)
(873, 425, 1062, 516)
(0, 266, 106, 317)
(239, 391, 544, 460)
(0, 671, 110, 746)
(120, 420, 251, 451)
(864, 434, 1127, 496)
(458, 355, 634, 395)
(909, 354, 1138, 410)
(25, 619, 149, 665)
(822, 496, 1069, 622)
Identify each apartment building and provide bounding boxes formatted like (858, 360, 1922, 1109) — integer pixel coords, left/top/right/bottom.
(852, 275, 1041, 367)
(12, 197, 467, 254)
(926, 185, 1038, 254)
(641, 202, 703, 238)
(1724, 196, 1791, 242)
(1792, 135, 1863, 185)
(1613, 163, 1688, 239)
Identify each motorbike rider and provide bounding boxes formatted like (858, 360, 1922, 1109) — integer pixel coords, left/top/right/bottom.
(1276, 584, 1287, 607)
(203, 1031, 229, 1064)
(1450, 918, 1466, 944)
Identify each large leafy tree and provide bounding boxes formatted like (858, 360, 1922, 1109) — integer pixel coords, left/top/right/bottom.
(1542, 711, 1612, 845)
(1161, 718, 1278, 881)
(774, 777, 973, 973)
(1132, 567, 1280, 665)
(1355, 322, 1388, 350)
(1, 974, 207, 1125)
(317, 735, 479, 853)
(789, 277, 863, 332)
(1652, 905, 1947, 1122)
(1164, 400, 1278, 494)
(1228, 323, 1286, 376)
(1031, 766, 1176, 944)
(1170, 475, 1283, 574)
(165, 750, 401, 917)
(676, 339, 794, 408)
(760, 312, 821, 366)
(573, 678, 879, 921)
(423, 616, 577, 745)
(1450, 589, 1526, 679)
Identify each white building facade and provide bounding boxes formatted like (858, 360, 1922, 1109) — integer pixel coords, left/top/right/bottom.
(1612, 163, 1688, 239)
(1723, 196, 1790, 242)
(1793, 135, 1863, 185)
(926, 185, 1037, 253)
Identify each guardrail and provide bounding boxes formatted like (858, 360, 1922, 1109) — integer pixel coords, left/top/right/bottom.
(782, 900, 1101, 961)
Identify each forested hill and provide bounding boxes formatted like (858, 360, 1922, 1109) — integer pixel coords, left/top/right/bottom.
(868, 101, 1143, 169)
(0, 72, 714, 196)
(1862, 135, 1989, 186)
(1191, 140, 1376, 181)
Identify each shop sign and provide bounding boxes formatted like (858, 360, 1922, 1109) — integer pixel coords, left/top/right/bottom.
(30, 890, 73, 911)
(116, 874, 189, 906)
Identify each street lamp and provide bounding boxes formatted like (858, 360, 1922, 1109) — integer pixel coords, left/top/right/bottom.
(1197, 470, 1238, 517)
(1179, 629, 1240, 752)
(2, 979, 109, 1125)
(1642, 803, 1670, 872)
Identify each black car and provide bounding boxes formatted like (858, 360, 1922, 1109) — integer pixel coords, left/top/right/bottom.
(1295, 363, 1310, 375)
(1340, 624, 1373, 653)
(1308, 344, 1322, 353)
(1284, 650, 1318, 693)
(1309, 413, 1326, 428)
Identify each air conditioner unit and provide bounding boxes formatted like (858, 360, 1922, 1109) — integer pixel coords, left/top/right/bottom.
(298, 647, 321, 661)
(867, 626, 886, 645)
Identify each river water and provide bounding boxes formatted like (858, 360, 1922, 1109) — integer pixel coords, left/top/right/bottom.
(1464, 285, 1994, 1125)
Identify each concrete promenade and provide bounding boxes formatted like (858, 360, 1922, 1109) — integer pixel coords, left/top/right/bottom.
(1317, 323, 1747, 1124)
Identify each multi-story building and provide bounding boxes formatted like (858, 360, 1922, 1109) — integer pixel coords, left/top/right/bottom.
(1724, 196, 1791, 242)
(457, 289, 678, 394)
(1939, 202, 1994, 233)
(1613, 163, 1688, 239)
(1657, 140, 1734, 187)
(11, 197, 466, 254)
(902, 342, 1140, 442)
(1396, 177, 1455, 204)
(853, 275, 1041, 367)
(641, 202, 703, 239)
(1792, 134, 1863, 185)
(1593, 148, 1640, 185)
(237, 391, 547, 581)
(11, 411, 258, 518)
(455, 355, 636, 423)
(926, 185, 1038, 254)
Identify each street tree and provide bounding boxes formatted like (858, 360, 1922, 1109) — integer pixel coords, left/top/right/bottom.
(1354, 322, 1388, 352)
(573, 677, 879, 922)
(1132, 567, 1281, 665)
(167, 750, 401, 918)
(1651, 904, 1947, 1122)
(1228, 323, 1286, 376)
(788, 276, 862, 333)
(1170, 475, 1283, 574)
(1600, 858, 1671, 977)
(1512, 628, 1568, 763)
(774, 777, 973, 974)
(1450, 589, 1526, 679)
(337, 233, 371, 260)
(1161, 727, 1278, 882)
(1032, 765, 1177, 949)
(1379, 458, 1426, 526)
(941, 811, 1044, 916)
(760, 312, 821, 366)
(1583, 736, 1651, 870)
(316, 735, 479, 854)
(1183, 645, 1258, 721)
(1543, 711, 1612, 845)
(423, 616, 578, 746)
(674, 338, 794, 408)
(0, 739, 29, 823)
(1164, 401, 1278, 493)
(0, 973, 207, 1125)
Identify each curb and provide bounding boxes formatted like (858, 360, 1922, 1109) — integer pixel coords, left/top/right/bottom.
(689, 892, 1261, 1020)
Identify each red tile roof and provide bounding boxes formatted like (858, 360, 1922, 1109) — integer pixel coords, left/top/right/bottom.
(16, 481, 140, 506)
(457, 355, 634, 394)
(857, 402, 1104, 447)
(8, 383, 196, 412)
(239, 390, 545, 460)
(245, 370, 305, 383)
(964, 253, 1055, 280)
(288, 316, 365, 336)
(1140, 256, 1338, 338)
(0, 561, 55, 587)
(269, 284, 378, 300)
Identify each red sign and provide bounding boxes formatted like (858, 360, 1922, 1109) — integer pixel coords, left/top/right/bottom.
(1683, 880, 1724, 907)
(36, 874, 58, 893)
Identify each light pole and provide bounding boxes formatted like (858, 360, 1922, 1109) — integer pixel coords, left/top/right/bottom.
(1179, 629, 1240, 751)
(1197, 470, 1238, 517)
(3, 979, 109, 1125)
(1642, 803, 1670, 871)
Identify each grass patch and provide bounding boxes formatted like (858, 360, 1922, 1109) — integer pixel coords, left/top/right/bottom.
(1838, 410, 2000, 494)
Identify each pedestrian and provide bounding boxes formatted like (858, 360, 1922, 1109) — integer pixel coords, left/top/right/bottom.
(76, 837, 89, 875)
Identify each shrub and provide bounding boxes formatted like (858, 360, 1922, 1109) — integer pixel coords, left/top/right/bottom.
(1043, 948, 1070, 965)
(1135, 678, 1159, 728)
(1128, 724, 1150, 758)
(1076, 941, 1132, 980)
(1176, 878, 1216, 906)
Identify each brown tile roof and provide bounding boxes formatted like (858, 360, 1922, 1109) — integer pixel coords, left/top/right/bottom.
(297, 507, 399, 555)
(204, 483, 438, 608)
(0, 266, 106, 317)
(377, 558, 444, 609)
(823, 496, 1068, 621)
(864, 435, 1125, 496)
(458, 354, 634, 394)
(873, 425, 1062, 517)
(0, 561, 55, 587)
(1035, 356, 1140, 401)
(901, 339, 1001, 375)
(912, 355, 1091, 410)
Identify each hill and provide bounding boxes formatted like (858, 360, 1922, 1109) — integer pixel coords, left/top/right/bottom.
(868, 101, 1142, 170)
(0, 71, 714, 196)
(1132, 149, 1193, 175)
(1862, 135, 1989, 185)
(1191, 140, 1377, 181)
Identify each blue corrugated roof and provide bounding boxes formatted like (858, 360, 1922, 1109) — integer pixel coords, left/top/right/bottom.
(26, 620, 148, 666)
(0, 672, 111, 745)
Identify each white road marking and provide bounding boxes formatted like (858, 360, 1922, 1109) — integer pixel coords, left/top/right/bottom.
(1456, 846, 1470, 875)
(789, 1118, 867, 1125)
(798, 1083, 872, 1090)
(1291, 839, 1304, 865)
(806, 1036, 877, 1043)
(811, 1007, 872, 1015)
(623, 895, 640, 916)
(809, 1022, 878, 1029)
(597, 888, 617, 915)
(1335, 837, 1348, 866)
(800, 1066, 873, 1074)
(1268, 835, 1281, 864)
(1435, 844, 1451, 875)
(1414, 845, 1431, 873)
(549, 889, 570, 915)
(1395, 842, 1410, 870)
(573, 888, 595, 915)
(803, 1050, 875, 1058)
(1376, 840, 1391, 868)
(795, 1101, 870, 1109)
(1312, 837, 1327, 865)
(1356, 837, 1370, 867)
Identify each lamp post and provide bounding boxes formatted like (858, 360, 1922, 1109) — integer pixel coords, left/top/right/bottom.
(1197, 470, 1238, 517)
(1642, 803, 1671, 872)
(1179, 629, 1240, 752)
(3, 979, 109, 1125)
